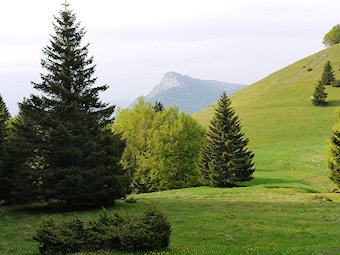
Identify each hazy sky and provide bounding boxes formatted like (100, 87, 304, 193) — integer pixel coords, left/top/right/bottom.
(0, 0, 339, 114)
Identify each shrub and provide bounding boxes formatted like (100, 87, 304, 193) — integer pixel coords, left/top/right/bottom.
(34, 205, 171, 254)
(119, 204, 171, 251)
(34, 215, 86, 255)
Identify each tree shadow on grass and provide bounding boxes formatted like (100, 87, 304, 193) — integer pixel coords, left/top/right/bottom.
(326, 99, 340, 107)
(248, 177, 298, 186)
(246, 177, 320, 193)
(254, 168, 275, 172)
(9, 199, 132, 215)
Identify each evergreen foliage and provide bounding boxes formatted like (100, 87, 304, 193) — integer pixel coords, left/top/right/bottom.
(197, 92, 255, 187)
(323, 24, 340, 47)
(153, 101, 164, 112)
(312, 80, 328, 106)
(0, 95, 10, 201)
(327, 109, 340, 188)
(0, 95, 9, 147)
(7, 3, 129, 208)
(114, 98, 205, 193)
(34, 205, 171, 254)
(321, 61, 336, 86)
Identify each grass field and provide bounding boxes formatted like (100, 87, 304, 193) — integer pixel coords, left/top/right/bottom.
(0, 186, 339, 255)
(1, 46, 340, 254)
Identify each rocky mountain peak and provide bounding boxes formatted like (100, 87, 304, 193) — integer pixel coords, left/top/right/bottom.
(131, 71, 246, 114)
(159, 72, 186, 90)
(147, 72, 186, 99)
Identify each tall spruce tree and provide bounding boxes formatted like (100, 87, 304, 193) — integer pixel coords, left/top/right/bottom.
(327, 109, 340, 189)
(321, 61, 336, 86)
(312, 80, 328, 106)
(10, 3, 129, 208)
(197, 92, 255, 187)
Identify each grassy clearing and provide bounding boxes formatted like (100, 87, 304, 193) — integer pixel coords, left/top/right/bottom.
(0, 186, 339, 255)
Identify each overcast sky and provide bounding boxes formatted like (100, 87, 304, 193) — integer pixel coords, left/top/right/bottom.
(0, 0, 339, 114)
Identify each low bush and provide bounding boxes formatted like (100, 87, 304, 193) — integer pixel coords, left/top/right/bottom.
(119, 204, 171, 251)
(33, 216, 86, 255)
(34, 204, 171, 254)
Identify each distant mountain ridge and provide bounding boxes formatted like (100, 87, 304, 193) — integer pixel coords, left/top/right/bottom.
(132, 72, 246, 114)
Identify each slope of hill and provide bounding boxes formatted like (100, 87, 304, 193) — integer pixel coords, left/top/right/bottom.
(194, 44, 340, 191)
(132, 72, 245, 114)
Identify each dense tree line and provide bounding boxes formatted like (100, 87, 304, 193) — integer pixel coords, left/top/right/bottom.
(0, 2, 260, 212)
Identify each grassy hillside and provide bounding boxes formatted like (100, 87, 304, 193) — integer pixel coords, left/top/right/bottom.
(194, 44, 340, 191)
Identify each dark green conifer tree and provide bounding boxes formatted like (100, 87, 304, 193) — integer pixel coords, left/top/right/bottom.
(312, 80, 328, 106)
(321, 61, 336, 86)
(197, 92, 255, 187)
(153, 101, 164, 112)
(0, 95, 9, 148)
(10, 3, 129, 208)
(327, 109, 340, 189)
(0, 94, 10, 201)
(0, 108, 42, 204)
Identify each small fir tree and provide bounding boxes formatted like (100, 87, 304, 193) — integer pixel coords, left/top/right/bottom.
(321, 61, 336, 86)
(197, 92, 255, 187)
(327, 109, 340, 189)
(312, 80, 328, 106)
(153, 101, 164, 112)
(9, 3, 129, 208)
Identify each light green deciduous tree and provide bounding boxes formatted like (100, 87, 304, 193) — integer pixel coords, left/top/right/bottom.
(323, 24, 340, 47)
(114, 98, 205, 193)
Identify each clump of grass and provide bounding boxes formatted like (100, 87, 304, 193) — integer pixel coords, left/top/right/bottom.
(125, 197, 137, 204)
(311, 195, 333, 202)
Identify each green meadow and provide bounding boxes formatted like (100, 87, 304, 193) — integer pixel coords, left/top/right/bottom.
(0, 187, 339, 254)
(1, 45, 340, 254)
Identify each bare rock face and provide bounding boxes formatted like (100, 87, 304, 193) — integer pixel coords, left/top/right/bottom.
(146, 72, 186, 99)
(132, 72, 246, 114)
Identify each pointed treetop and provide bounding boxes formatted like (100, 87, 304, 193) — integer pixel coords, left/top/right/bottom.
(63, 0, 70, 11)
